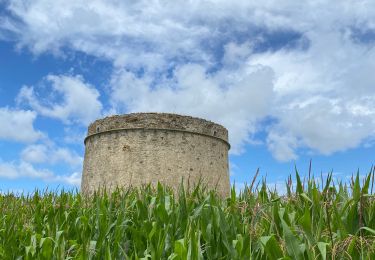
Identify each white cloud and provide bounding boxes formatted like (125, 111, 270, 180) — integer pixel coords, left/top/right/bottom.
(0, 159, 81, 186)
(0, 160, 19, 179)
(54, 172, 81, 186)
(2, 1, 374, 65)
(249, 30, 375, 160)
(0, 107, 44, 142)
(2, 0, 375, 160)
(229, 161, 240, 176)
(47, 146, 83, 167)
(21, 144, 47, 163)
(63, 127, 86, 144)
(17, 74, 102, 125)
(110, 64, 274, 153)
(268, 97, 375, 158)
(21, 144, 83, 167)
(267, 130, 298, 162)
(0, 160, 53, 179)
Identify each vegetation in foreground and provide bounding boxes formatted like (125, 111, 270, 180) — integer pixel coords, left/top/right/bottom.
(1, 168, 375, 259)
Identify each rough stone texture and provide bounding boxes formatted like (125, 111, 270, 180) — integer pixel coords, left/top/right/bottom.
(81, 113, 230, 197)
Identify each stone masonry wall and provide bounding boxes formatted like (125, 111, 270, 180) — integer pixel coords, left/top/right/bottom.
(81, 113, 230, 197)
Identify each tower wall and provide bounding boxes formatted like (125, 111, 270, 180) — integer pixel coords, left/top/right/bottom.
(81, 113, 230, 196)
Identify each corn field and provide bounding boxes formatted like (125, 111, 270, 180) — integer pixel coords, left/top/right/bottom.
(1, 168, 375, 259)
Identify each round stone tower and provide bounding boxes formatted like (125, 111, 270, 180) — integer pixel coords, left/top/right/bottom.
(81, 113, 230, 196)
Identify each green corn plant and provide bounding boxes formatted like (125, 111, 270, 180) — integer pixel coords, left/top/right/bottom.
(1, 168, 375, 259)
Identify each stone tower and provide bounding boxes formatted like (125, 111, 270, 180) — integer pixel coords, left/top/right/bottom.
(81, 113, 230, 196)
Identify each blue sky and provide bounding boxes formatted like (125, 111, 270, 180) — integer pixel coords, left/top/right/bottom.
(0, 0, 374, 193)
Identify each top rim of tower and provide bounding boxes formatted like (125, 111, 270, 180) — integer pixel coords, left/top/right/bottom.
(86, 112, 229, 143)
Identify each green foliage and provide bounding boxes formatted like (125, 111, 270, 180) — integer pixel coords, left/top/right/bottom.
(1, 169, 375, 259)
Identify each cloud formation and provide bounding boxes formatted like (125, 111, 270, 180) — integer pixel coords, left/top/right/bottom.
(17, 74, 103, 125)
(0, 159, 81, 186)
(110, 64, 274, 153)
(0, 107, 44, 142)
(249, 30, 375, 160)
(2, 0, 375, 160)
(21, 144, 83, 167)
